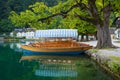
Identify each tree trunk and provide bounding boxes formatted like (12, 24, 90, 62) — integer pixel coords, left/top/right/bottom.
(94, 31, 97, 40)
(81, 35, 84, 41)
(95, 3, 113, 49)
(86, 34, 89, 41)
(96, 25, 113, 48)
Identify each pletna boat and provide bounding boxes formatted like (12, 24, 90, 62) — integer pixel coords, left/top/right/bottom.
(21, 29, 92, 55)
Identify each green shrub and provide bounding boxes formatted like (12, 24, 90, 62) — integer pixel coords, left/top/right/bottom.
(108, 61, 119, 73)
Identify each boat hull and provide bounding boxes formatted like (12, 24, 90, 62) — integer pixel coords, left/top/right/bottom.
(22, 49, 85, 56)
(21, 45, 92, 55)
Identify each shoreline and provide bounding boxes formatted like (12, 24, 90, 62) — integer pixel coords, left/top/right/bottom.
(85, 50, 120, 80)
(84, 40, 120, 80)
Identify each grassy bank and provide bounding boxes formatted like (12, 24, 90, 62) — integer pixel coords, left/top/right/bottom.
(85, 49, 120, 80)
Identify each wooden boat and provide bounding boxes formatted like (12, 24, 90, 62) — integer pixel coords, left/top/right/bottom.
(21, 29, 92, 55)
(21, 40, 92, 55)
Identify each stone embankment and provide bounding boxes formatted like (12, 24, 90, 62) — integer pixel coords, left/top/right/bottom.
(83, 40, 120, 80)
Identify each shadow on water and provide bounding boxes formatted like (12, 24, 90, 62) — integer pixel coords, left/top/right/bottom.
(0, 42, 116, 80)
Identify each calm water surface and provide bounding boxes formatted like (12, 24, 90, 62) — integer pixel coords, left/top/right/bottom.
(0, 42, 115, 80)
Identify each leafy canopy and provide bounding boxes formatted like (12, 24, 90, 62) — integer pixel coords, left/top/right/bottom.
(9, 0, 96, 34)
(10, 0, 120, 33)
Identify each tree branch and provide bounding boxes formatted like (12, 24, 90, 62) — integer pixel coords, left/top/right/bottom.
(75, 0, 97, 19)
(103, 3, 112, 19)
(87, 0, 103, 25)
(38, 13, 62, 22)
(75, 0, 89, 11)
(74, 13, 97, 25)
(38, 4, 79, 22)
(88, 0, 99, 17)
(102, 3, 112, 26)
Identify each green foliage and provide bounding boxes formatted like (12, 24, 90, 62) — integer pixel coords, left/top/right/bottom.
(9, 1, 96, 35)
(0, 19, 14, 33)
(48, 0, 75, 14)
(9, 2, 62, 29)
(108, 61, 119, 73)
(9, 10, 37, 27)
(0, 0, 62, 32)
(109, 56, 120, 73)
(29, 2, 49, 14)
(110, 56, 120, 61)
(96, 0, 120, 23)
(9, 0, 120, 36)
(1, 0, 120, 33)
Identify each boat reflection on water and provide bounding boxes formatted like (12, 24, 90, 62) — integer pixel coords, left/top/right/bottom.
(19, 51, 115, 80)
(20, 53, 85, 78)
(35, 57, 77, 77)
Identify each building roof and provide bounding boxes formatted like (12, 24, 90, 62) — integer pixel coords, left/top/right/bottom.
(14, 28, 35, 33)
(14, 28, 26, 32)
(26, 28, 36, 32)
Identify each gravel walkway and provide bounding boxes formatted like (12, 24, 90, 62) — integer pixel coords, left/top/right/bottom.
(81, 39, 120, 47)
(82, 39, 120, 58)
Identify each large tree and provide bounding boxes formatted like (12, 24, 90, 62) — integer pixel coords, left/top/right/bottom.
(9, 0, 120, 48)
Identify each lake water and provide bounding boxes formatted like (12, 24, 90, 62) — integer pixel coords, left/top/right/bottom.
(0, 42, 115, 80)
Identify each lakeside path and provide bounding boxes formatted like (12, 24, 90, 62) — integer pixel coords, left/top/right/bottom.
(81, 39, 120, 79)
(82, 39, 120, 58)
(82, 39, 120, 47)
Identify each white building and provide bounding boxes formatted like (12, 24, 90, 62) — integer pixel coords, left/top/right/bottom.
(10, 28, 35, 39)
(10, 32, 14, 37)
(26, 31, 35, 39)
(16, 32, 22, 37)
(21, 32, 26, 37)
(16, 31, 35, 39)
